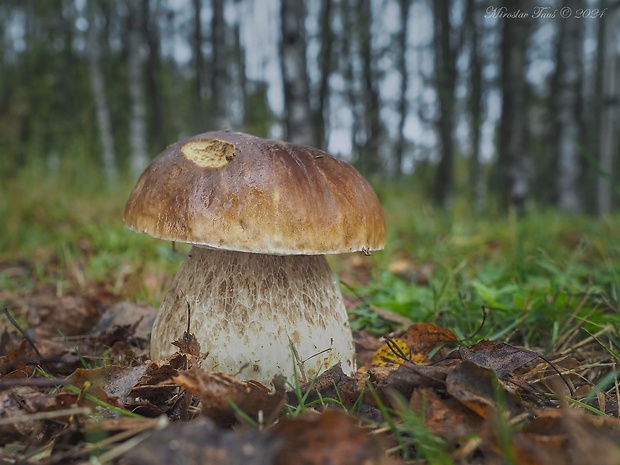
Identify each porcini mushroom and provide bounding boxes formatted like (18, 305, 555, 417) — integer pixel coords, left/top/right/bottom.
(124, 131, 385, 387)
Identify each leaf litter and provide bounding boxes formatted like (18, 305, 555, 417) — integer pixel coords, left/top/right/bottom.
(1, 264, 620, 464)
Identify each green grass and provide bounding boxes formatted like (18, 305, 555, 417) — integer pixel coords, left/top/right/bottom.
(346, 182, 620, 350)
(2, 163, 620, 352)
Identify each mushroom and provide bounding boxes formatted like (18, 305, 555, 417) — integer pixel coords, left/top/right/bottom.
(124, 131, 385, 388)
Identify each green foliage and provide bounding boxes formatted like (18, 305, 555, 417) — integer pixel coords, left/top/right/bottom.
(354, 183, 620, 349)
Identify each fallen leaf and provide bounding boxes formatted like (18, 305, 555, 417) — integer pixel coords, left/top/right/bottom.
(409, 387, 484, 441)
(118, 417, 282, 465)
(274, 410, 385, 465)
(459, 340, 539, 377)
(446, 361, 524, 418)
(68, 364, 150, 409)
(94, 301, 157, 340)
(370, 323, 458, 368)
(174, 368, 286, 427)
(289, 364, 359, 409)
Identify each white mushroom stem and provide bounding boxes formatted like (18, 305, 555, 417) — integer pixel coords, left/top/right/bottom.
(150, 246, 356, 388)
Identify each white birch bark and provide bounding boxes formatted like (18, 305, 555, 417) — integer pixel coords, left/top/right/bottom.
(86, 4, 117, 185)
(128, 2, 149, 178)
(211, 0, 229, 129)
(557, 10, 583, 212)
(279, 0, 314, 146)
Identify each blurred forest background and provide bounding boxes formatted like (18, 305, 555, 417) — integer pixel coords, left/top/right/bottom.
(1, 0, 619, 214)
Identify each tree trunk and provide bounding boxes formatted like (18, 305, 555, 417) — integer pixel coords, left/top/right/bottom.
(192, 0, 206, 133)
(496, 0, 530, 213)
(598, 5, 618, 214)
(142, 0, 165, 150)
(394, 0, 411, 177)
(357, 0, 383, 175)
(465, 0, 485, 210)
(431, 0, 457, 207)
(316, 0, 334, 150)
(86, 2, 117, 185)
(341, 0, 363, 158)
(552, 0, 584, 212)
(128, 1, 149, 178)
(211, 0, 229, 129)
(279, 0, 314, 146)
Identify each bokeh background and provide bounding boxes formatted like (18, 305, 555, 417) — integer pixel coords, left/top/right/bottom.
(1, 0, 619, 214)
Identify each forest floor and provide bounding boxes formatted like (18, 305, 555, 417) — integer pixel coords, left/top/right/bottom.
(1, 169, 620, 464)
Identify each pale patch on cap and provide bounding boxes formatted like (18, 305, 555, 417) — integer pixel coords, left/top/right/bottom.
(181, 138, 235, 168)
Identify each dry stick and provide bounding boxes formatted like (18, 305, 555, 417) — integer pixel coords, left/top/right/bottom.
(383, 335, 412, 362)
(3, 307, 54, 374)
(0, 407, 92, 426)
(537, 354, 576, 398)
(0, 377, 70, 390)
(456, 304, 488, 342)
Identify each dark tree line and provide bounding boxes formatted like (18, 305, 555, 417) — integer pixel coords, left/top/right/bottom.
(1, 0, 619, 213)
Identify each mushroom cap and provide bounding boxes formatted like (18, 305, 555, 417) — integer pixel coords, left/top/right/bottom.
(124, 131, 386, 255)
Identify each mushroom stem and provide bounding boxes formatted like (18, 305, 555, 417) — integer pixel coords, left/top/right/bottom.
(151, 246, 356, 387)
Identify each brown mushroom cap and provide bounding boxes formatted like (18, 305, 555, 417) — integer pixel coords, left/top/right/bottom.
(124, 131, 386, 255)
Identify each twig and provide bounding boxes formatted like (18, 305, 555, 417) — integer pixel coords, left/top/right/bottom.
(0, 406, 92, 425)
(3, 308, 54, 374)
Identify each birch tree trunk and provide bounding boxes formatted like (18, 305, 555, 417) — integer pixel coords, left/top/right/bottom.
(128, 1, 149, 179)
(211, 0, 229, 129)
(316, 0, 334, 149)
(496, 1, 530, 213)
(279, 0, 314, 146)
(358, 0, 383, 175)
(86, 3, 117, 185)
(598, 5, 618, 214)
(394, 0, 411, 177)
(192, 0, 206, 133)
(554, 1, 584, 212)
(341, 0, 363, 158)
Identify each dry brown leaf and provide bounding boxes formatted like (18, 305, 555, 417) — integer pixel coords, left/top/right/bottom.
(409, 387, 483, 441)
(459, 340, 539, 377)
(289, 364, 359, 409)
(0, 339, 34, 378)
(486, 407, 620, 465)
(445, 361, 524, 418)
(94, 301, 157, 340)
(273, 410, 385, 465)
(0, 386, 72, 444)
(174, 368, 286, 427)
(398, 322, 457, 359)
(68, 364, 150, 409)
